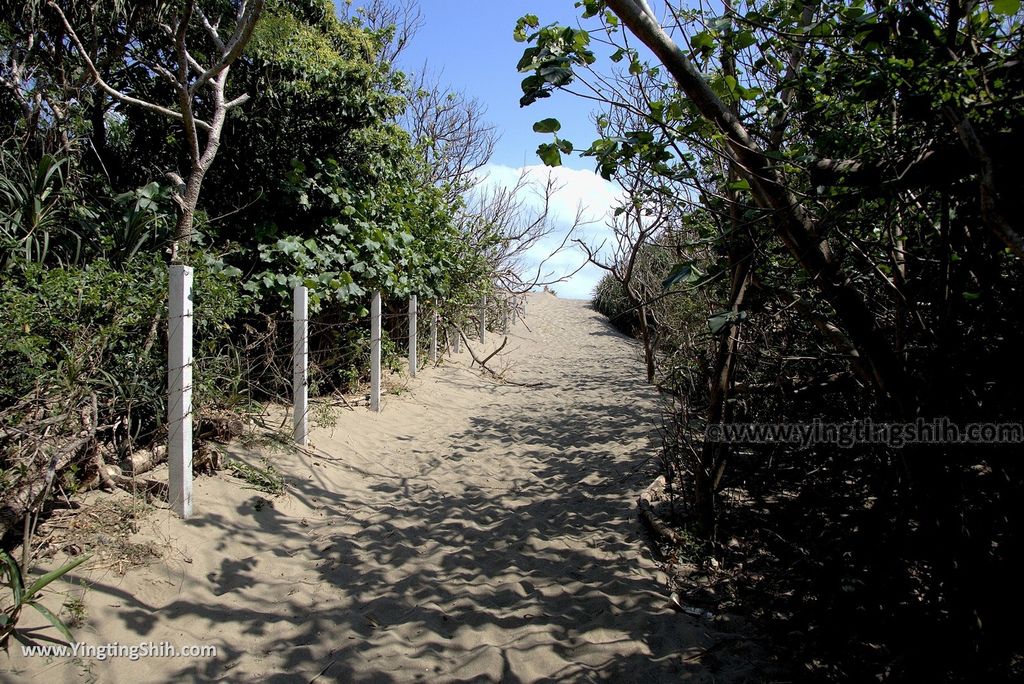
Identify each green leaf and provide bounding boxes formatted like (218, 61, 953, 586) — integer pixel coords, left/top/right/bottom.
(708, 311, 747, 335)
(516, 47, 540, 72)
(539, 64, 573, 87)
(662, 262, 702, 289)
(572, 30, 591, 52)
(24, 554, 90, 599)
(537, 142, 563, 167)
(708, 312, 731, 335)
(578, 0, 605, 18)
(27, 601, 74, 644)
(519, 75, 551, 107)
(738, 85, 763, 101)
(992, 0, 1020, 15)
(0, 552, 23, 607)
(727, 178, 751, 191)
(514, 14, 540, 42)
(734, 30, 756, 50)
(691, 31, 716, 52)
(532, 118, 562, 134)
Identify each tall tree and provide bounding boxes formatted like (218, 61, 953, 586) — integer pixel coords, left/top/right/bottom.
(49, 0, 264, 261)
(517, 0, 1024, 676)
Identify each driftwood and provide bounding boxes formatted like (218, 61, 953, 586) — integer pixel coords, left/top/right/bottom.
(1, 384, 240, 540)
(0, 427, 95, 539)
(113, 413, 237, 477)
(452, 324, 507, 378)
(197, 414, 245, 444)
(637, 475, 687, 547)
(3, 428, 226, 537)
(119, 445, 168, 476)
(193, 442, 223, 475)
(111, 474, 169, 503)
(86, 441, 218, 507)
(450, 324, 545, 388)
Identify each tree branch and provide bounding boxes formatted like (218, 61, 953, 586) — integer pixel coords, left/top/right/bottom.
(189, 0, 264, 96)
(46, 1, 211, 131)
(605, 0, 910, 412)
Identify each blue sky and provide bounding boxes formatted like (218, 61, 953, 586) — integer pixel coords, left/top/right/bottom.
(392, 2, 604, 171)
(335, 1, 627, 299)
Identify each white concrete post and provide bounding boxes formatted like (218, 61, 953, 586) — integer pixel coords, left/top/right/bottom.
(370, 291, 381, 412)
(408, 295, 418, 378)
(168, 265, 193, 518)
(430, 310, 438, 363)
(293, 285, 309, 446)
(478, 295, 486, 343)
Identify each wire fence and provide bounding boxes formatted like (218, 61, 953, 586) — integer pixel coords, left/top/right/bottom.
(160, 274, 527, 519)
(2, 265, 525, 535)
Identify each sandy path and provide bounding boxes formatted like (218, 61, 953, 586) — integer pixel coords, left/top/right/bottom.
(3, 293, 735, 683)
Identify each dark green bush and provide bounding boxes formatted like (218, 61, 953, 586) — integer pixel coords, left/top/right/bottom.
(591, 272, 637, 335)
(0, 252, 247, 450)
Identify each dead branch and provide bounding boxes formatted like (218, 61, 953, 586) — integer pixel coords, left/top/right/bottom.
(452, 324, 506, 378)
(638, 475, 687, 547)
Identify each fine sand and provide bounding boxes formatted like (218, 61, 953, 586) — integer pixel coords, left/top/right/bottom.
(2, 293, 752, 682)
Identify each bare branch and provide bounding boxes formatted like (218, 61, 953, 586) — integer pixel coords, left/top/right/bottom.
(46, 1, 211, 131)
(189, 0, 265, 95)
(196, 7, 226, 51)
(404, 69, 498, 202)
(341, 0, 424, 65)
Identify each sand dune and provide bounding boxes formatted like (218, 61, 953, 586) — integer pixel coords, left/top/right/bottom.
(2, 293, 753, 682)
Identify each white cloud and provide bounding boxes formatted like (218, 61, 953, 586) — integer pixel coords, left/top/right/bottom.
(474, 163, 623, 300)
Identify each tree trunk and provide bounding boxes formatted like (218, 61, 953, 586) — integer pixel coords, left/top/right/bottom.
(693, 9, 752, 536)
(696, 236, 752, 535)
(637, 303, 656, 383)
(170, 163, 206, 262)
(606, 0, 911, 414)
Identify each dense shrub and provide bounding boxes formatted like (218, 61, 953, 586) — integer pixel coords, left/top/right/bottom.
(591, 273, 636, 336)
(0, 253, 246, 450)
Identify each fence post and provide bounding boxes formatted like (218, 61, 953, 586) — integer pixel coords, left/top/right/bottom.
(168, 264, 193, 518)
(502, 297, 509, 335)
(478, 295, 486, 343)
(430, 310, 438, 363)
(408, 294, 418, 378)
(453, 326, 461, 354)
(293, 284, 309, 446)
(370, 291, 381, 412)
